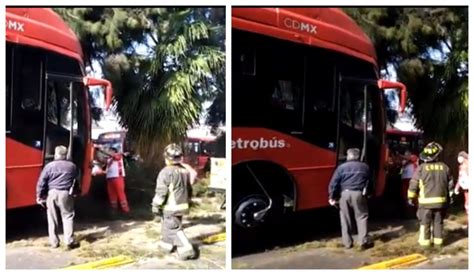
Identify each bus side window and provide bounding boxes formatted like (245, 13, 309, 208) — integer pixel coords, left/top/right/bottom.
(264, 45, 304, 133)
(11, 45, 44, 149)
(240, 49, 256, 76)
(19, 48, 42, 111)
(338, 83, 366, 161)
(47, 82, 59, 125)
(45, 80, 69, 159)
(304, 53, 337, 151)
(57, 83, 72, 130)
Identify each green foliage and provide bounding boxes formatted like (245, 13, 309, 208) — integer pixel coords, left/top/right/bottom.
(345, 8, 468, 147)
(55, 8, 225, 162)
(192, 176, 210, 197)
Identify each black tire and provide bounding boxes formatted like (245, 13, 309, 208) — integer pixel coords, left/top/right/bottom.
(232, 164, 288, 253)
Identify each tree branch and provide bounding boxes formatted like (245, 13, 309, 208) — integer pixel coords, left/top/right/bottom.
(442, 40, 453, 52)
(148, 33, 159, 46)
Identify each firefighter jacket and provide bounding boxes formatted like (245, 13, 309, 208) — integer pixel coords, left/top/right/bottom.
(152, 164, 192, 216)
(408, 162, 454, 209)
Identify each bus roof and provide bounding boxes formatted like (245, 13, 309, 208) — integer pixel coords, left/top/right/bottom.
(6, 8, 83, 62)
(187, 136, 216, 143)
(386, 129, 423, 136)
(97, 131, 127, 141)
(232, 8, 377, 66)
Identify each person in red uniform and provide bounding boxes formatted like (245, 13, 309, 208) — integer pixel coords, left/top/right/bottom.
(106, 147, 130, 213)
(93, 147, 130, 214)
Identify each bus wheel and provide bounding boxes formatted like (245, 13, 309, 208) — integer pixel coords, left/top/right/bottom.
(234, 195, 269, 229)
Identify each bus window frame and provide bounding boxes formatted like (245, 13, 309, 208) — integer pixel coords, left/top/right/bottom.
(44, 73, 86, 162)
(336, 76, 382, 163)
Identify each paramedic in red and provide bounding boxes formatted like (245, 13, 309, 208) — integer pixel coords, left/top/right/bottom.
(104, 147, 130, 213)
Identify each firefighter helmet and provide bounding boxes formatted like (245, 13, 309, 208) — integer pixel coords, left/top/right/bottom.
(420, 142, 443, 162)
(163, 143, 183, 164)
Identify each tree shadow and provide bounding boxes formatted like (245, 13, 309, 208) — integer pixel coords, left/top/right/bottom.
(444, 227, 468, 246)
(186, 214, 225, 227)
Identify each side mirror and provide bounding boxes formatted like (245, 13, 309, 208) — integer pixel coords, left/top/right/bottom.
(83, 77, 113, 111)
(377, 80, 407, 113)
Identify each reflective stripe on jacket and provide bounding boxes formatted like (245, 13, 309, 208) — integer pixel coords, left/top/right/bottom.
(153, 164, 191, 215)
(408, 162, 453, 209)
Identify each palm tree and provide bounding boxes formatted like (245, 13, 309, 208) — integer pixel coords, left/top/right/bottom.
(56, 8, 225, 162)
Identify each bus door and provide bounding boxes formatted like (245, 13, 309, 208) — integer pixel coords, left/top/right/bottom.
(337, 77, 384, 185)
(45, 74, 87, 181)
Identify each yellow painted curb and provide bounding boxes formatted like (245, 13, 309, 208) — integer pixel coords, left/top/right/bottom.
(358, 253, 428, 269)
(64, 255, 134, 270)
(202, 232, 226, 244)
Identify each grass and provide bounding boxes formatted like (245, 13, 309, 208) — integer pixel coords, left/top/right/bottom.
(7, 239, 50, 248)
(71, 195, 225, 261)
(190, 198, 221, 213)
(7, 165, 226, 268)
(447, 212, 468, 225)
(193, 177, 210, 197)
(143, 224, 161, 239)
(266, 214, 468, 264)
(369, 226, 468, 259)
(76, 238, 163, 260)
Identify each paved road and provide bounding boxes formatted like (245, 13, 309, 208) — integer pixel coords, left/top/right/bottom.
(233, 248, 370, 269)
(233, 247, 468, 269)
(232, 204, 468, 269)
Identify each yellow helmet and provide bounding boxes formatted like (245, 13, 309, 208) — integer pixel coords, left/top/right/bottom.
(420, 142, 443, 162)
(163, 143, 183, 164)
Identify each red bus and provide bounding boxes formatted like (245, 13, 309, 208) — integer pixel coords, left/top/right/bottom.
(386, 129, 424, 155)
(92, 130, 128, 164)
(232, 8, 407, 229)
(184, 135, 217, 175)
(6, 8, 113, 209)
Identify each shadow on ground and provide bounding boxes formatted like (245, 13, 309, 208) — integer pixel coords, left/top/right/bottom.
(232, 195, 467, 258)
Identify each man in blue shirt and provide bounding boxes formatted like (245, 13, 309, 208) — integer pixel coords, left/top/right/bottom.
(328, 148, 373, 249)
(36, 145, 78, 249)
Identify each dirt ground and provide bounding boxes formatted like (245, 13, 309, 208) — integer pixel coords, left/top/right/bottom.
(232, 212, 468, 269)
(6, 196, 226, 269)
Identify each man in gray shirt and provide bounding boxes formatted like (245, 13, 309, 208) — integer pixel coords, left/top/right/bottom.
(36, 145, 78, 249)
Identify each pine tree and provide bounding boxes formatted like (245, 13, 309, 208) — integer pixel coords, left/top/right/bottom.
(345, 8, 468, 148)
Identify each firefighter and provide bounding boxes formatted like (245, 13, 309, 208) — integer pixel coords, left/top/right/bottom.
(152, 143, 196, 260)
(36, 146, 79, 249)
(454, 151, 468, 218)
(408, 142, 454, 247)
(328, 148, 373, 250)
